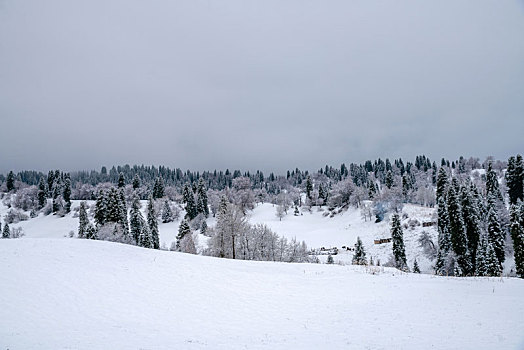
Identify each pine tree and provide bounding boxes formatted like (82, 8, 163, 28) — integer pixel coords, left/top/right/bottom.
(368, 180, 376, 199)
(447, 179, 471, 275)
(129, 197, 145, 245)
(161, 199, 173, 223)
(63, 177, 72, 213)
(486, 162, 503, 203)
(385, 170, 393, 189)
(327, 254, 334, 264)
(118, 188, 129, 234)
(147, 196, 159, 249)
(486, 197, 505, 267)
(352, 236, 367, 265)
(436, 167, 448, 204)
(78, 201, 89, 238)
(413, 259, 421, 273)
(2, 222, 9, 238)
(94, 190, 107, 227)
(139, 224, 153, 248)
(37, 177, 47, 209)
(197, 178, 209, 217)
(200, 220, 207, 235)
(437, 197, 451, 253)
(118, 172, 125, 188)
(506, 155, 524, 205)
(132, 174, 140, 190)
(6, 171, 15, 192)
(183, 183, 197, 220)
(176, 219, 191, 250)
(305, 176, 313, 201)
(509, 203, 524, 278)
(153, 177, 165, 199)
(391, 213, 407, 271)
(460, 183, 481, 268)
(476, 232, 501, 277)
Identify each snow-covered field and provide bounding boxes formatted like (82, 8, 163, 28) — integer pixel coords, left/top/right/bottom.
(1, 238, 523, 350)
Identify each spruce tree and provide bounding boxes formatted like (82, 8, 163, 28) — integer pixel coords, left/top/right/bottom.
(436, 167, 448, 204)
(447, 179, 471, 275)
(129, 197, 145, 245)
(2, 222, 9, 238)
(183, 183, 197, 220)
(368, 180, 376, 199)
(352, 236, 367, 265)
(37, 177, 47, 209)
(385, 170, 393, 189)
(460, 184, 481, 268)
(94, 190, 107, 227)
(63, 177, 72, 213)
(197, 178, 209, 217)
(6, 171, 15, 192)
(161, 199, 173, 223)
(176, 219, 191, 250)
(506, 155, 524, 205)
(305, 176, 313, 201)
(118, 172, 125, 188)
(509, 203, 524, 278)
(413, 259, 421, 273)
(132, 174, 140, 190)
(486, 162, 503, 203)
(78, 201, 89, 238)
(391, 213, 407, 271)
(147, 196, 159, 249)
(486, 197, 505, 267)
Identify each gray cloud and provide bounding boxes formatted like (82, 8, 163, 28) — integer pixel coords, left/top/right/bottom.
(1, 0, 523, 173)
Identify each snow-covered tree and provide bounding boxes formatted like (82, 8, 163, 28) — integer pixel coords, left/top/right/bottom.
(506, 155, 523, 205)
(391, 213, 407, 271)
(352, 237, 367, 265)
(161, 199, 174, 223)
(509, 203, 524, 278)
(2, 222, 9, 238)
(447, 179, 471, 275)
(132, 174, 140, 190)
(176, 219, 191, 250)
(78, 201, 89, 238)
(413, 259, 421, 273)
(327, 254, 334, 264)
(147, 196, 159, 249)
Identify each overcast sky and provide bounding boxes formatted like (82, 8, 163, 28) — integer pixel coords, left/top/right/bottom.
(0, 0, 523, 174)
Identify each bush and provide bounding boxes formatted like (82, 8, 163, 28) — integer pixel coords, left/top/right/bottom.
(96, 223, 135, 244)
(4, 209, 29, 224)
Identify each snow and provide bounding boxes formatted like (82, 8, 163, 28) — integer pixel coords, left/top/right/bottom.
(248, 203, 439, 272)
(1, 238, 523, 349)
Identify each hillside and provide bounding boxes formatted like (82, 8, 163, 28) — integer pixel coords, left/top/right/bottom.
(1, 238, 523, 349)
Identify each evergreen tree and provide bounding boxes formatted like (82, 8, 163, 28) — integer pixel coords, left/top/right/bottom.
(506, 155, 524, 205)
(447, 179, 471, 275)
(436, 167, 448, 204)
(176, 219, 191, 250)
(94, 190, 107, 227)
(486, 162, 503, 203)
(153, 177, 165, 199)
(37, 177, 47, 209)
(413, 259, 421, 273)
(63, 177, 72, 213)
(486, 197, 505, 267)
(437, 197, 451, 253)
(200, 220, 207, 235)
(391, 213, 407, 271)
(47, 170, 55, 197)
(161, 199, 174, 223)
(305, 176, 313, 201)
(476, 232, 501, 277)
(197, 178, 209, 217)
(6, 171, 15, 192)
(147, 196, 159, 249)
(460, 184, 481, 268)
(385, 170, 393, 189)
(183, 183, 197, 220)
(85, 223, 97, 240)
(368, 180, 376, 199)
(132, 174, 140, 190)
(509, 203, 524, 278)
(52, 185, 61, 213)
(118, 172, 126, 188)
(78, 201, 89, 238)
(352, 236, 367, 265)
(139, 224, 153, 248)
(2, 222, 9, 238)
(129, 197, 146, 245)
(327, 254, 334, 264)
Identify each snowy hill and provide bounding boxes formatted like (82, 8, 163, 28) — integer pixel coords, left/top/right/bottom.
(1, 238, 523, 350)
(1, 200, 440, 272)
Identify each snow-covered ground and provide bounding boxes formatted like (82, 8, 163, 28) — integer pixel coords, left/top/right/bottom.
(1, 238, 523, 350)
